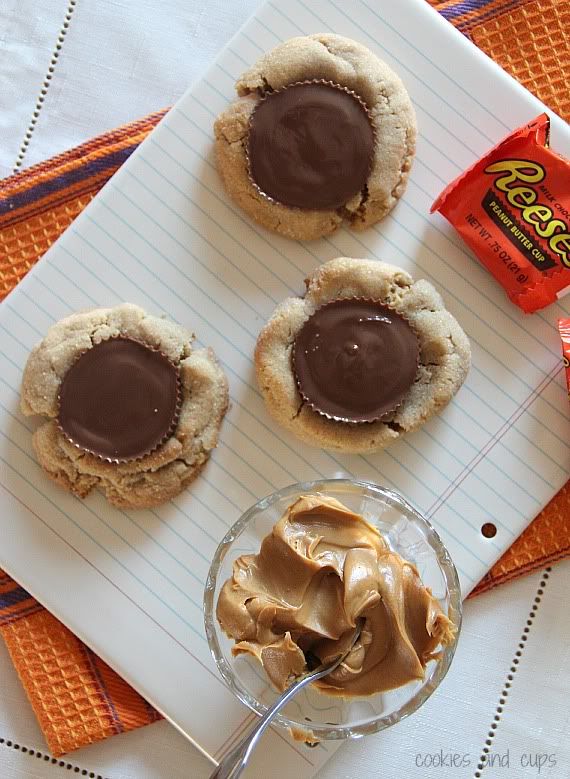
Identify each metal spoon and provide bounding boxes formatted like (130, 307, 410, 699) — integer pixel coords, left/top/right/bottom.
(209, 619, 364, 779)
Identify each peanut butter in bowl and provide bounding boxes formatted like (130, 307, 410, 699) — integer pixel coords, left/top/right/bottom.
(216, 493, 456, 698)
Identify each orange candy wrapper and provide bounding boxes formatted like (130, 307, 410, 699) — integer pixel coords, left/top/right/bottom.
(432, 114, 570, 313)
(559, 319, 570, 400)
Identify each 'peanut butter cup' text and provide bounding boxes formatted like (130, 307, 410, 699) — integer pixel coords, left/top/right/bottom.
(293, 298, 419, 423)
(247, 81, 374, 210)
(58, 337, 181, 462)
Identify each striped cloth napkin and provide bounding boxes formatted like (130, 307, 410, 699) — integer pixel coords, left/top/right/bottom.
(0, 0, 568, 757)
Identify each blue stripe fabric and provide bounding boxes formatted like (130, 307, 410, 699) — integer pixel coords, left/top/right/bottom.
(0, 144, 139, 217)
(440, 0, 529, 30)
(441, 0, 496, 21)
(0, 585, 32, 610)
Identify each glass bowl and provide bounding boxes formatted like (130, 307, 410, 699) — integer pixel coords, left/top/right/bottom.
(203, 479, 462, 740)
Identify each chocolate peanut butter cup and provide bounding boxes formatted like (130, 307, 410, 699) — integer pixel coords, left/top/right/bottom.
(57, 337, 181, 462)
(293, 298, 419, 423)
(246, 80, 374, 210)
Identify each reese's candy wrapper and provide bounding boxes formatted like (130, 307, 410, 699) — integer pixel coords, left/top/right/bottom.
(431, 114, 570, 313)
(558, 318, 570, 401)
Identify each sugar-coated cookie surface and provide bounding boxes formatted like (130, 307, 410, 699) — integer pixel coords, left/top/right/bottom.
(20, 304, 229, 509)
(214, 33, 416, 240)
(255, 259, 471, 453)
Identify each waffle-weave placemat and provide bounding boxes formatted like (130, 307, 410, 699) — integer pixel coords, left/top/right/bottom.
(0, 0, 568, 758)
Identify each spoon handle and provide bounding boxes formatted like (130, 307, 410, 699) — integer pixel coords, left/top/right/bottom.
(208, 660, 341, 779)
(209, 620, 363, 779)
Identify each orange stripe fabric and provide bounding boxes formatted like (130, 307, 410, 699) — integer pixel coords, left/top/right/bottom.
(1, 611, 125, 756)
(471, 0, 570, 122)
(0, 573, 161, 756)
(92, 655, 162, 730)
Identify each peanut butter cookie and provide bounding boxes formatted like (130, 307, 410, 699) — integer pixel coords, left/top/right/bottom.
(255, 259, 470, 453)
(21, 304, 229, 509)
(214, 34, 416, 240)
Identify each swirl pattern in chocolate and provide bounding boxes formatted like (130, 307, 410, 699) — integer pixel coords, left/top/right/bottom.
(247, 82, 374, 210)
(293, 298, 419, 423)
(58, 337, 180, 462)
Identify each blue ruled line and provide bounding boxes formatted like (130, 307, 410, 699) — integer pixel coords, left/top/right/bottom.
(399, 180, 564, 341)
(0, 388, 208, 590)
(87, 205, 261, 340)
(224, 416, 300, 484)
(5, 0, 562, 593)
(210, 446, 261, 502)
(12, 2, 558, 651)
(66, 210, 368, 508)
(0, 377, 33, 434)
(178, 93, 564, 362)
(378, 208, 563, 365)
(170, 497, 226, 543)
(0, 430, 207, 643)
(74, 223, 257, 366)
(112, 506, 207, 588)
(4, 157, 560, 560)
(0, 330, 235, 548)
(453, 386, 565, 475)
(224, 44, 249, 67)
(328, 0, 496, 147)
(0, 337, 30, 381)
(423, 416, 557, 492)
(17, 287, 58, 327)
(2, 302, 44, 339)
(152, 125, 315, 271)
(369, 439, 517, 539)
(355, 0, 510, 131)
(331, 220, 563, 406)
(201, 74, 238, 108)
(47, 260, 99, 306)
(129, 155, 302, 285)
(30, 268, 97, 309)
(0, 296, 298, 544)
(265, 5, 471, 169)
(219, 439, 279, 493)
(405, 436, 527, 529)
(468, 365, 567, 449)
(98, 194, 272, 321)
(261, 0, 567, 333)
(146, 508, 213, 566)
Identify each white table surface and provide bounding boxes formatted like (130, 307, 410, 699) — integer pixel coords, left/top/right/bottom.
(1, 2, 569, 777)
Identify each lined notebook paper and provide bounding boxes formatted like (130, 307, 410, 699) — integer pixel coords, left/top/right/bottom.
(1, 0, 569, 773)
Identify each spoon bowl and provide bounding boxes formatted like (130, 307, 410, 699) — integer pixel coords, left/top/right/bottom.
(209, 620, 365, 779)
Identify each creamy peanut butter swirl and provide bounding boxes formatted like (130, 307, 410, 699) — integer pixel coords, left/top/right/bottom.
(217, 495, 456, 696)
